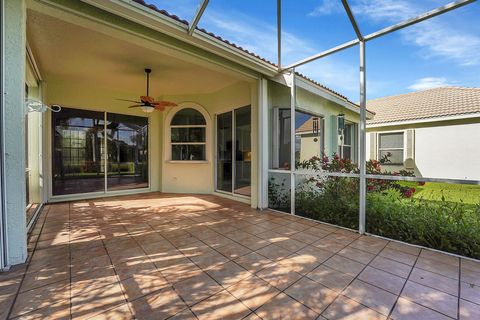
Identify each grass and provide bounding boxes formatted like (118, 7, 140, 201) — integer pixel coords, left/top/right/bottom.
(399, 181, 480, 205)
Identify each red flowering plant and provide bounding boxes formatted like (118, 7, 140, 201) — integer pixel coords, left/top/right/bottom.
(296, 153, 416, 198)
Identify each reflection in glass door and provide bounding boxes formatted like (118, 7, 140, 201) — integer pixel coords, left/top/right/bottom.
(216, 106, 251, 196)
(52, 107, 149, 196)
(106, 114, 148, 191)
(52, 108, 105, 195)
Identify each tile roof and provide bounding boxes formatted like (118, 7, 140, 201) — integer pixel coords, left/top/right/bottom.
(132, 0, 358, 106)
(367, 87, 480, 125)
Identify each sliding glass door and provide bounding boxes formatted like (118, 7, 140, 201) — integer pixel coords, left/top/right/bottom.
(216, 106, 251, 196)
(106, 114, 148, 191)
(52, 107, 148, 196)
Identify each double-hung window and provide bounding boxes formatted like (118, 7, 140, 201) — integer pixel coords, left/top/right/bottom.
(170, 108, 207, 161)
(378, 132, 404, 164)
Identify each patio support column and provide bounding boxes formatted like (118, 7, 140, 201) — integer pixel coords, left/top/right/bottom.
(3, 0, 27, 265)
(359, 41, 366, 234)
(290, 70, 296, 215)
(257, 78, 269, 209)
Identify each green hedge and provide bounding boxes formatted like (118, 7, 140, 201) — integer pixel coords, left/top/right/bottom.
(295, 183, 480, 259)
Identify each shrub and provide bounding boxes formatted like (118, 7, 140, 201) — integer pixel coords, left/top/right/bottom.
(270, 154, 480, 259)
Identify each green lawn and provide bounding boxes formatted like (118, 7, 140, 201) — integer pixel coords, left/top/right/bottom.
(400, 181, 480, 204)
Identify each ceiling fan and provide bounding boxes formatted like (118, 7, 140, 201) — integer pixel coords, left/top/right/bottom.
(117, 68, 177, 113)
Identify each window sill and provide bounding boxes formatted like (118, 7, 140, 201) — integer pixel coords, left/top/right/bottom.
(166, 160, 209, 164)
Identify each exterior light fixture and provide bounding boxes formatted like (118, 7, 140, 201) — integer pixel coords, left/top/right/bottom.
(337, 113, 345, 133)
(141, 106, 155, 113)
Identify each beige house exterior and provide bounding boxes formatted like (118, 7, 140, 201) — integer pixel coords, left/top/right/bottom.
(366, 87, 480, 181)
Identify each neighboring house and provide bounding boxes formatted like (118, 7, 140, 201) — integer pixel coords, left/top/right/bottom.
(0, 0, 373, 267)
(366, 87, 480, 180)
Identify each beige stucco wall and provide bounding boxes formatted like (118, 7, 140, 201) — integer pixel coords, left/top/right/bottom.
(161, 81, 257, 205)
(268, 80, 361, 159)
(43, 78, 257, 204)
(367, 119, 480, 180)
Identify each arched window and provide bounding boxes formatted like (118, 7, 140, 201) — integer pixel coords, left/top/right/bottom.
(170, 108, 207, 161)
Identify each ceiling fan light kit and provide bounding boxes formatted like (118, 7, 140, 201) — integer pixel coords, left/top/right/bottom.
(117, 68, 178, 113)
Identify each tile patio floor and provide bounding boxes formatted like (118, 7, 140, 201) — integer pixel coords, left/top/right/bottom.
(1, 193, 480, 319)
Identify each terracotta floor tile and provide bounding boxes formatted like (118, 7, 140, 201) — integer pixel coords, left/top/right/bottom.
(255, 244, 291, 261)
(256, 264, 303, 290)
(168, 308, 198, 320)
(206, 261, 252, 288)
(420, 249, 459, 267)
(160, 260, 204, 284)
(295, 245, 333, 264)
(227, 276, 280, 310)
(235, 236, 270, 251)
(369, 256, 413, 279)
(10, 280, 70, 318)
(20, 265, 70, 293)
(130, 287, 188, 320)
(385, 241, 421, 256)
(461, 268, 480, 286)
(88, 303, 134, 320)
(233, 252, 274, 273)
(173, 272, 223, 306)
(71, 266, 118, 297)
(461, 281, 480, 305)
(71, 282, 126, 319)
(120, 271, 170, 301)
(285, 277, 338, 314)
(323, 255, 365, 277)
(401, 281, 458, 318)
(322, 295, 386, 320)
(358, 266, 406, 295)
(461, 259, 480, 273)
(343, 279, 397, 315)
(460, 298, 480, 320)
(409, 267, 459, 296)
(255, 292, 318, 319)
(379, 248, 418, 266)
(338, 247, 375, 265)
(306, 265, 354, 292)
(313, 238, 351, 253)
(415, 257, 460, 280)
(6, 194, 480, 320)
(191, 290, 250, 320)
(390, 297, 451, 320)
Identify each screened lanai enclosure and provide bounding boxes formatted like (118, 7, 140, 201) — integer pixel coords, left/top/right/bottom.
(1, 0, 479, 273)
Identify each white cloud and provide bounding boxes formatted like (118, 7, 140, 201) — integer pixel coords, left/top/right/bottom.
(351, 0, 480, 66)
(407, 77, 454, 91)
(309, 1, 344, 16)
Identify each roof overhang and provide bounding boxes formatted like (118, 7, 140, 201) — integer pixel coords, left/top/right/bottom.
(367, 112, 480, 128)
(80, 0, 278, 77)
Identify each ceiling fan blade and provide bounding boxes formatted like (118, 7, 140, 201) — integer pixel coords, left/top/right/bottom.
(153, 105, 166, 111)
(153, 101, 178, 108)
(140, 96, 154, 104)
(116, 99, 142, 103)
(128, 105, 144, 108)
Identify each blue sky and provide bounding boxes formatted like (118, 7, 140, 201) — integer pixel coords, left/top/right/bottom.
(145, 0, 480, 101)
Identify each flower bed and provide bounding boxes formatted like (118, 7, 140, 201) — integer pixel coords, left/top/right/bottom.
(269, 155, 480, 259)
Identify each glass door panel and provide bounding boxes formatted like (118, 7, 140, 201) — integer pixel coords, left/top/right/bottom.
(106, 114, 148, 191)
(234, 106, 251, 196)
(52, 108, 105, 195)
(216, 112, 233, 192)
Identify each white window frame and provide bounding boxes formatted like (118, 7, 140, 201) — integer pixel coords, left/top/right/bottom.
(165, 103, 210, 163)
(170, 113, 207, 161)
(377, 131, 405, 165)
